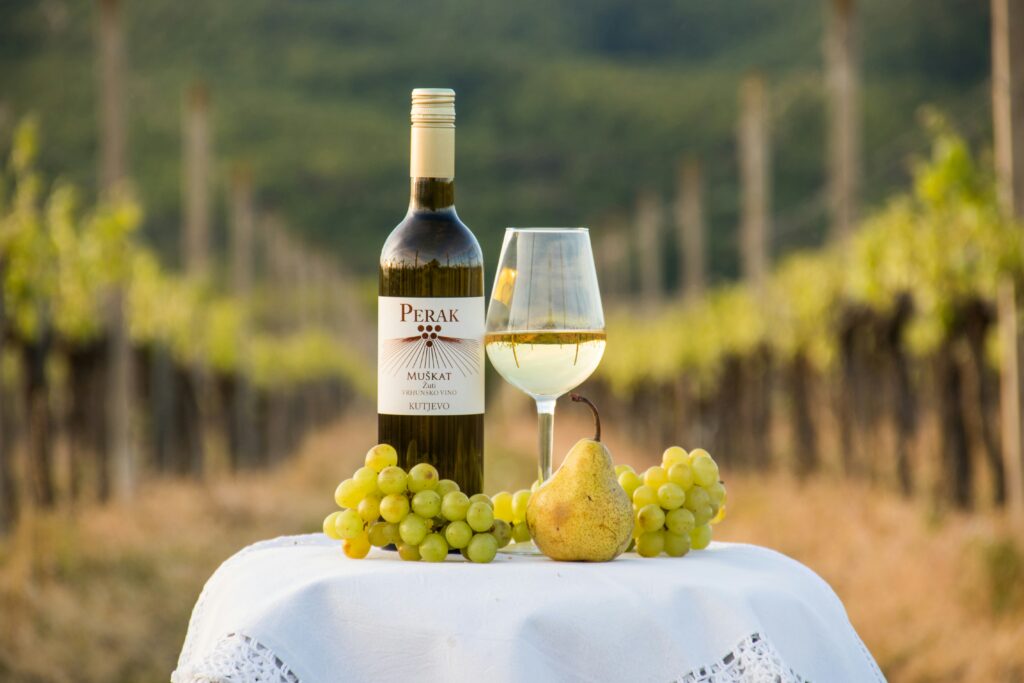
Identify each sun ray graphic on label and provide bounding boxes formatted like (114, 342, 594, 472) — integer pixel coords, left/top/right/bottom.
(380, 324, 481, 377)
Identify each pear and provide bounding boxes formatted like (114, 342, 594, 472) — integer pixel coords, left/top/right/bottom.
(526, 394, 634, 562)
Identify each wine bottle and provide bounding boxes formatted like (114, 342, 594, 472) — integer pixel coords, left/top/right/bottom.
(378, 88, 485, 493)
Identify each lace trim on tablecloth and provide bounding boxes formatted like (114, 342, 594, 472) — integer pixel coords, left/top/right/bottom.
(676, 633, 805, 683)
(173, 630, 809, 683)
(172, 632, 298, 683)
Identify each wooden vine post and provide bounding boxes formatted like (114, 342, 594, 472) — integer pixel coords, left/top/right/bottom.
(182, 81, 217, 477)
(738, 73, 771, 293)
(97, 0, 135, 500)
(675, 158, 706, 301)
(992, 0, 1024, 219)
(993, 0, 1024, 531)
(825, 0, 861, 241)
(998, 280, 1024, 531)
(229, 165, 256, 467)
(636, 192, 664, 304)
(183, 83, 212, 278)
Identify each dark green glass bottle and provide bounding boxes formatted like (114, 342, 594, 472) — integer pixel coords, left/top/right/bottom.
(378, 88, 484, 494)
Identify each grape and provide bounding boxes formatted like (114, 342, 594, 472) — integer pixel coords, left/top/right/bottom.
(334, 479, 364, 509)
(343, 532, 371, 559)
(492, 491, 514, 522)
(466, 501, 495, 532)
(441, 491, 470, 521)
(444, 520, 473, 549)
(683, 486, 711, 513)
(617, 471, 642, 497)
(419, 533, 449, 562)
(408, 463, 439, 493)
(397, 542, 421, 561)
(690, 524, 712, 550)
(492, 519, 512, 548)
(411, 490, 442, 519)
(355, 477, 379, 499)
(365, 443, 398, 472)
(512, 521, 531, 543)
(691, 454, 719, 488)
(667, 463, 695, 491)
(436, 479, 460, 498)
(323, 511, 344, 540)
(692, 504, 714, 527)
(511, 490, 531, 521)
(656, 483, 686, 511)
(380, 493, 410, 523)
(706, 481, 726, 507)
(614, 464, 635, 476)
(632, 485, 658, 509)
(469, 493, 493, 507)
(368, 522, 395, 547)
(399, 514, 429, 546)
(636, 531, 665, 557)
(335, 509, 365, 539)
(664, 531, 691, 557)
(377, 466, 408, 495)
(688, 447, 710, 462)
(358, 495, 382, 523)
(665, 507, 696, 535)
(352, 466, 378, 488)
(643, 466, 668, 490)
(662, 446, 689, 469)
(467, 533, 498, 563)
(636, 504, 666, 532)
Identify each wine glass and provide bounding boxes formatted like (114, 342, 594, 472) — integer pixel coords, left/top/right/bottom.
(485, 228, 606, 486)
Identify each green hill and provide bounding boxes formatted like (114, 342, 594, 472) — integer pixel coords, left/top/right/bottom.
(0, 0, 991, 282)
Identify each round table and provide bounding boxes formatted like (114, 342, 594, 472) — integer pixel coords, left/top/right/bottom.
(172, 534, 883, 683)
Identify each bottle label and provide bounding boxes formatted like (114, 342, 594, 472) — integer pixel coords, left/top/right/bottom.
(378, 296, 485, 416)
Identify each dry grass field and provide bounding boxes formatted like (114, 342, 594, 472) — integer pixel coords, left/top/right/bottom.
(0, 408, 1022, 682)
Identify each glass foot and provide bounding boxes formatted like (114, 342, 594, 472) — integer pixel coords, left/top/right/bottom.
(497, 540, 545, 556)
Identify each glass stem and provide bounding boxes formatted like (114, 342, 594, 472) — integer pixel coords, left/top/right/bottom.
(536, 397, 556, 483)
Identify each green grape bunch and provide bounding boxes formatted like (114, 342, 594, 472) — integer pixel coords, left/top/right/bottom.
(616, 446, 728, 558)
(324, 444, 531, 563)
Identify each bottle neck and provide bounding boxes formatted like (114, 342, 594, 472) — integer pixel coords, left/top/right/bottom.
(409, 177, 455, 212)
(409, 117, 455, 213)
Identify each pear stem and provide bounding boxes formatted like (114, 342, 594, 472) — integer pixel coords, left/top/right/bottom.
(570, 393, 601, 441)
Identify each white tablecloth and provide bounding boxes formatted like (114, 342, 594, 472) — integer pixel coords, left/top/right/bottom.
(172, 535, 884, 683)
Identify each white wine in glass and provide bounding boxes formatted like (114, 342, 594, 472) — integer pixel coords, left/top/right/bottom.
(485, 228, 606, 489)
(484, 330, 606, 399)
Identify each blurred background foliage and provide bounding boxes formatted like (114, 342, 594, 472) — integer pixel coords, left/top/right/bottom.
(603, 122, 1024, 393)
(0, 0, 992, 279)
